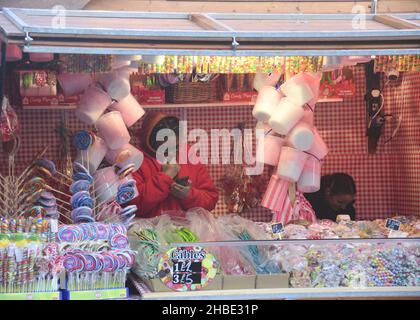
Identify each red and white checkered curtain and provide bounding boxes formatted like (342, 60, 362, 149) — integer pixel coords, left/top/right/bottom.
(1, 65, 419, 222)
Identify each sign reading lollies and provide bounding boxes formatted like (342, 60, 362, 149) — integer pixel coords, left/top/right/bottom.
(158, 246, 218, 292)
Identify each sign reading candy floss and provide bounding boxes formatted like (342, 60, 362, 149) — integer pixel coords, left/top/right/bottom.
(158, 246, 218, 292)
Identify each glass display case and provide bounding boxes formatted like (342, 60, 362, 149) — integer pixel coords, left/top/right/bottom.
(127, 212, 420, 300)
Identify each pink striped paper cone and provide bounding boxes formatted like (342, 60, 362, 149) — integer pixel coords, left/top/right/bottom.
(272, 197, 293, 224)
(261, 175, 289, 212)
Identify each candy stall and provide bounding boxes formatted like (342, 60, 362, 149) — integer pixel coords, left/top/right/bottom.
(0, 8, 419, 300)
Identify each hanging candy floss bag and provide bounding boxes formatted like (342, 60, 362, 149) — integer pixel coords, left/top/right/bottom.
(0, 97, 19, 144)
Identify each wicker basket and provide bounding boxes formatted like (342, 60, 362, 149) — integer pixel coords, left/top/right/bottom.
(165, 79, 220, 104)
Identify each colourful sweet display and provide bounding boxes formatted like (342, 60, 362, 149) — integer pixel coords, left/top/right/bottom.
(269, 242, 419, 288)
(0, 234, 63, 293)
(63, 249, 135, 291)
(0, 217, 57, 242)
(1, 148, 138, 296)
(58, 221, 135, 291)
(128, 210, 420, 291)
(58, 223, 128, 245)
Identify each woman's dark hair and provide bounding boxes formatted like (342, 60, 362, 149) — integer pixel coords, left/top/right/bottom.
(149, 116, 180, 151)
(322, 173, 356, 196)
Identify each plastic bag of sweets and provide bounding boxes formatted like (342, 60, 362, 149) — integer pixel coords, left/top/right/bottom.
(290, 269, 312, 288)
(155, 214, 198, 245)
(217, 246, 255, 276)
(270, 244, 308, 273)
(199, 215, 256, 276)
(127, 217, 158, 238)
(127, 217, 170, 279)
(341, 264, 369, 288)
(185, 208, 223, 242)
(131, 240, 163, 279)
(216, 215, 280, 274)
(217, 214, 272, 241)
(303, 245, 343, 287)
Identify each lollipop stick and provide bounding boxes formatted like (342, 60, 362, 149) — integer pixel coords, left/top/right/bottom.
(54, 203, 71, 213)
(56, 211, 73, 223)
(80, 151, 86, 175)
(45, 185, 71, 199)
(96, 202, 119, 222)
(92, 196, 117, 212)
(53, 196, 70, 206)
(48, 174, 71, 187)
(92, 176, 122, 202)
(19, 146, 60, 184)
(15, 189, 44, 206)
(87, 151, 98, 216)
(0, 196, 8, 207)
(54, 170, 73, 183)
(16, 160, 38, 183)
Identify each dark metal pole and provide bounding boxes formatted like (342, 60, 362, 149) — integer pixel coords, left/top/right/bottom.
(0, 41, 7, 105)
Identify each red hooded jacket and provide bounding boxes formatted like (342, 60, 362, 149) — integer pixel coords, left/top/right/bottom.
(127, 112, 219, 218)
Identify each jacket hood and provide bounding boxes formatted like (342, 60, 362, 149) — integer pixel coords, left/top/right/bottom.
(138, 111, 179, 157)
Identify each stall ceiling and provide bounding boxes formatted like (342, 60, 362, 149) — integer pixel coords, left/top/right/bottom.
(83, 1, 420, 14)
(0, 1, 90, 9)
(0, 8, 419, 56)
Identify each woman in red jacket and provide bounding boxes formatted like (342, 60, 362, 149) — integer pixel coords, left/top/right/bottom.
(127, 111, 219, 218)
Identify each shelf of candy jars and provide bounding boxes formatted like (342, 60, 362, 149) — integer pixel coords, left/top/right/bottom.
(0, 109, 139, 300)
(126, 210, 420, 300)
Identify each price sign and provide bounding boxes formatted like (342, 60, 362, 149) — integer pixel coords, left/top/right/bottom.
(172, 261, 202, 285)
(271, 222, 284, 234)
(385, 219, 401, 231)
(158, 246, 218, 292)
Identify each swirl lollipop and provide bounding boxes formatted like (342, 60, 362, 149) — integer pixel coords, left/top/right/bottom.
(36, 196, 57, 208)
(44, 206, 60, 220)
(70, 191, 94, 209)
(73, 172, 94, 184)
(92, 163, 135, 209)
(23, 177, 46, 195)
(120, 205, 138, 217)
(73, 161, 90, 175)
(36, 191, 69, 208)
(74, 131, 100, 175)
(73, 130, 93, 151)
(116, 181, 137, 205)
(36, 158, 72, 186)
(71, 207, 95, 224)
(72, 162, 94, 184)
(70, 179, 91, 194)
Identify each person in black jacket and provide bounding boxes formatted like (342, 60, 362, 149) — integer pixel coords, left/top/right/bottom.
(304, 173, 356, 221)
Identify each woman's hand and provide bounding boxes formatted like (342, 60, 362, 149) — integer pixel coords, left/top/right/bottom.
(170, 181, 192, 199)
(161, 163, 180, 179)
